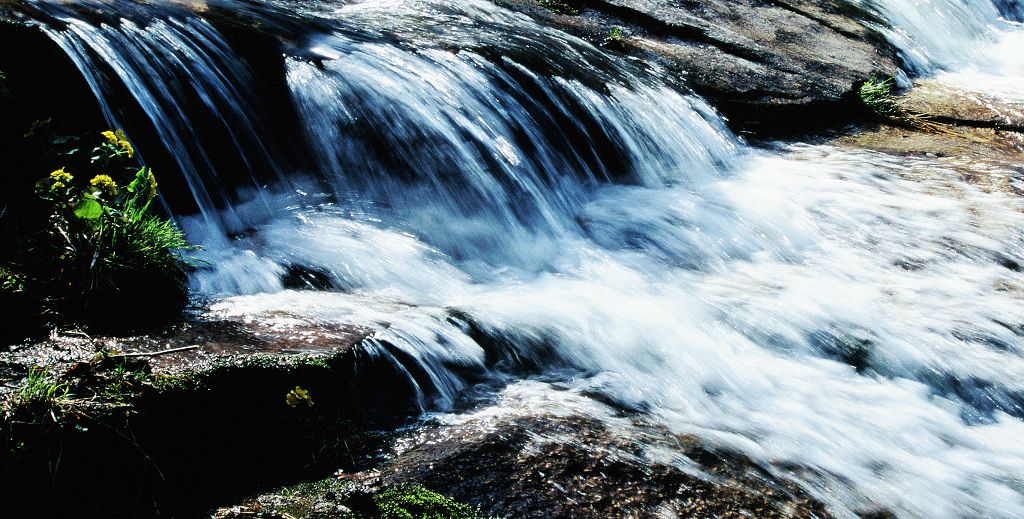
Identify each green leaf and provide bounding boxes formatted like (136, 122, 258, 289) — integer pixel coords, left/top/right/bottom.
(53, 135, 79, 145)
(73, 197, 103, 220)
(126, 167, 148, 193)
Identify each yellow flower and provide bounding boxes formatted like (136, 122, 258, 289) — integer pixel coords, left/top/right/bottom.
(102, 129, 134, 158)
(285, 386, 314, 408)
(120, 139, 135, 158)
(89, 174, 118, 196)
(101, 130, 118, 146)
(49, 167, 72, 183)
(146, 170, 158, 200)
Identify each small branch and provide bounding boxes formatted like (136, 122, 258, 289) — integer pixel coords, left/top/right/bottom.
(112, 345, 199, 358)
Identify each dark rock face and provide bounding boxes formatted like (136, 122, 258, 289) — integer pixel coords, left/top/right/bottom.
(0, 313, 429, 517)
(499, 0, 902, 133)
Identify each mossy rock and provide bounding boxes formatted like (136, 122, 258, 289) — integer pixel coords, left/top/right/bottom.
(372, 486, 489, 519)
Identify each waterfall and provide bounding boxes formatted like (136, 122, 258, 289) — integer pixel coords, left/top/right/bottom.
(30, 1, 288, 236)
(856, 0, 1023, 87)
(16, 0, 1024, 517)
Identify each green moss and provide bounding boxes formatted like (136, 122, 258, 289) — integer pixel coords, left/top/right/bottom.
(151, 372, 206, 393)
(373, 486, 489, 519)
(537, 0, 581, 15)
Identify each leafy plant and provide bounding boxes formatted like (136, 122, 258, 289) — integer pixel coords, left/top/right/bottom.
(1, 267, 25, 294)
(285, 386, 314, 408)
(32, 129, 195, 329)
(603, 26, 627, 50)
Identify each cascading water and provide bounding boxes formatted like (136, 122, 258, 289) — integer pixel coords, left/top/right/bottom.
(14, 0, 1024, 517)
(854, 0, 1024, 100)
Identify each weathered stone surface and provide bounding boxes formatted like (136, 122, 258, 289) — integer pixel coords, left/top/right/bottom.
(497, 0, 901, 133)
(0, 309, 372, 380)
(377, 413, 836, 518)
(828, 79, 1024, 193)
(899, 79, 1024, 130)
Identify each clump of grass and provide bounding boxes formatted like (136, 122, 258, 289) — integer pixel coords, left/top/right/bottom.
(6, 366, 71, 421)
(99, 359, 151, 403)
(860, 75, 900, 116)
(859, 75, 954, 134)
(603, 26, 627, 50)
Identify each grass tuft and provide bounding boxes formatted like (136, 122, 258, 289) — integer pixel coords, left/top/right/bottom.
(859, 75, 955, 134)
(859, 75, 900, 116)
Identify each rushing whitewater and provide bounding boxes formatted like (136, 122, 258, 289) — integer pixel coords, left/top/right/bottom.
(19, 0, 1024, 517)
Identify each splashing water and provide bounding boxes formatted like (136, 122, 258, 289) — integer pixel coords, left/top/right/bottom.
(18, 0, 1024, 517)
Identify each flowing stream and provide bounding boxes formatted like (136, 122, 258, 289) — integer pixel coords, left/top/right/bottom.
(17, 0, 1024, 516)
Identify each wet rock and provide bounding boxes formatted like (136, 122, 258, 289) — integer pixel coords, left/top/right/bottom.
(281, 264, 338, 291)
(899, 80, 1024, 131)
(828, 120, 1024, 197)
(828, 79, 1024, 194)
(372, 413, 834, 518)
(497, 0, 901, 134)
